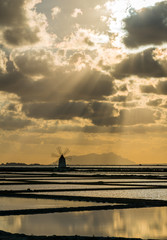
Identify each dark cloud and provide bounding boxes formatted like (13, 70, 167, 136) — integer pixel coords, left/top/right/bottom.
(22, 101, 90, 120)
(0, 57, 117, 128)
(84, 37, 94, 46)
(0, 67, 114, 102)
(12, 49, 56, 76)
(141, 80, 167, 95)
(91, 105, 156, 126)
(70, 70, 114, 101)
(0, 0, 26, 26)
(147, 99, 162, 106)
(119, 84, 127, 91)
(83, 125, 122, 134)
(7, 103, 17, 111)
(111, 95, 127, 102)
(123, 1, 167, 48)
(113, 48, 165, 79)
(157, 80, 167, 94)
(140, 84, 157, 93)
(22, 101, 118, 127)
(0, 0, 43, 46)
(0, 71, 34, 100)
(89, 101, 118, 126)
(161, 102, 167, 108)
(0, 114, 32, 131)
(22, 100, 155, 127)
(3, 27, 40, 46)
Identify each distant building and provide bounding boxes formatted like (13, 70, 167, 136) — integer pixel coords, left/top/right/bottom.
(58, 154, 66, 169)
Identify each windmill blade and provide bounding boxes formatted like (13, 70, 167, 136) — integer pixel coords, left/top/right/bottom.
(51, 153, 59, 158)
(63, 147, 70, 156)
(57, 146, 62, 155)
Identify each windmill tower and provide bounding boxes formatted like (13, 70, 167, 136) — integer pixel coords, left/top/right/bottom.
(58, 154, 66, 168)
(53, 146, 70, 170)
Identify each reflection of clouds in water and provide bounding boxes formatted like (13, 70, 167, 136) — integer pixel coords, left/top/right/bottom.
(0, 207, 167, 238)
(108, 208, 167, 238)
(151, 208, 167, 235)
(0, 215, 24, 233)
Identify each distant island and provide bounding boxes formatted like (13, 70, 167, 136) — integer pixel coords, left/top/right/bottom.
(67, 152, 135, 165)
(52, 152, 136, 166)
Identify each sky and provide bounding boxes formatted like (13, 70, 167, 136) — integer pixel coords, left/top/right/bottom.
(0, 0, 167, 164)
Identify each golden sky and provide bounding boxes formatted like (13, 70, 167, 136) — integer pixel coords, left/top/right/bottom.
(0, 0, 167, 164)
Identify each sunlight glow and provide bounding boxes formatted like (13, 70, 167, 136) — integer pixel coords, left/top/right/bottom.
(105, 0, 163, 47)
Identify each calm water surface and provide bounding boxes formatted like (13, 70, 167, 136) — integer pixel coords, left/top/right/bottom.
(0, 184, 138, 191)
(35, 188, 167, 200)
(0, 197, 108, 210)
(0, 207, 167, 239)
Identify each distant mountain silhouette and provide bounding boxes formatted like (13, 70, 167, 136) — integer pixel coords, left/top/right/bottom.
(66, 152, 135, 165)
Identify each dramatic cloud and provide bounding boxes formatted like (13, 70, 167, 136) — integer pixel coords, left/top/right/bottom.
(157, 81, 167, 94)
(111, 95, 127, 102)
(123, 1, 167, 48)
(4, 27, 40, 46)
(141, 80, 167, 95)
(0, 0, 51, 47)
(0, 0, 27, 26)
(0, 63, 114, 103)
(11, 49, 60, 76)
(113, 48, 165, 79)
(0, 113, 32, 130)
(147, 99, 162, 106)
(23, 101, 90, 120)
(140, 85, 157, 94)
(22, 100, 156, 127)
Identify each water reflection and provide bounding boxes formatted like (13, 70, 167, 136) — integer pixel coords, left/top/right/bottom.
(0, 207, 167, 239)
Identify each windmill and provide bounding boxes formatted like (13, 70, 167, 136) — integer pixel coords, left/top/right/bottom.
(52, 146, 71, 169)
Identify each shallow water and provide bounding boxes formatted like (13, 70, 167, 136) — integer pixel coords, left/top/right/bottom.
(0, 207, 166, 239)
(0, 183, 139, 191)
(39, 188, 167, 200)
(0, 197, 108, 211)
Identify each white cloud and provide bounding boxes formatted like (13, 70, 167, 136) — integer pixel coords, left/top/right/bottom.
(51, 7, 61, 19)
(95, 5, 101, 10)
(71, 8, 83, 18)
(57, 27, 109, 51)
(100, 16, 107, 22)
(0, 50, 7, 73)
